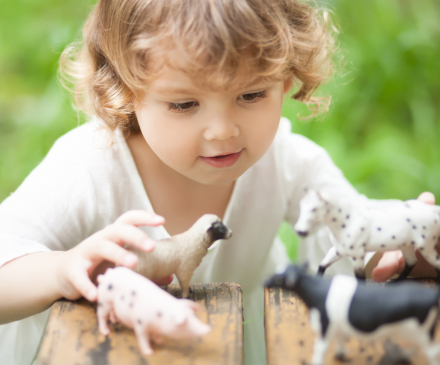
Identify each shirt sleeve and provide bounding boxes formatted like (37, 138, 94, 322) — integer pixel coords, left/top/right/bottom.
(0, 137, 98, 268)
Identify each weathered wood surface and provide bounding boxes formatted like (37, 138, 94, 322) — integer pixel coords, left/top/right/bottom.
(265, 279, 440, 365)
(36, 282, 243, 365)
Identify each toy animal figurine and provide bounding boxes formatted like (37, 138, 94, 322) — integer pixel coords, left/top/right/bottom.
(265, 264, 440, 365)
(294, 189, 440, 279)
(97, 267, 211, 355)
(128, 214, 232, 298)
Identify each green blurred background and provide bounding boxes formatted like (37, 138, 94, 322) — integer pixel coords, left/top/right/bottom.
(1, 1, 439, 261)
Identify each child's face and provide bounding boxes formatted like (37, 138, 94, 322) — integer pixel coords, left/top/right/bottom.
(135, 66, 291, 186)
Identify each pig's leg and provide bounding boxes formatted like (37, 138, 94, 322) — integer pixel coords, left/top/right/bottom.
(134, 321, 153, 355)
(181, 299, 204, 311)
(97, 301, 112, 336)
(109, 308, 118, 323)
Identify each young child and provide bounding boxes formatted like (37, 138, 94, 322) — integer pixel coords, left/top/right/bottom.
(0, 0, 435, 364)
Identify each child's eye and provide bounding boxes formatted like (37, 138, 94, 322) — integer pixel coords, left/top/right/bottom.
(168, 101, 199, 113)
(239, 90, 267, 103)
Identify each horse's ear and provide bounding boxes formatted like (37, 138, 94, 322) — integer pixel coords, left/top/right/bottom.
(316, 190, 323, 200)
(320, 190, 330, 202)
(316, 190, 329, 203)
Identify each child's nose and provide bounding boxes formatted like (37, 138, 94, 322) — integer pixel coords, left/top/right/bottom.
(203, 116, 239, 141)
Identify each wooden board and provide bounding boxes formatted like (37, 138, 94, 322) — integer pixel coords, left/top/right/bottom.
(264, 280, 440, 365)
(36, 282, 243, 365)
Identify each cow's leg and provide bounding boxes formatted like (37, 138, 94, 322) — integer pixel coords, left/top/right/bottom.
(396, 247, 418, 280)
(423, 310, 440, 364)
(411, 330, 440, 365)
(426, 344, 440, 365)
(334, 336, 348, 361)
(311, 337, 329, 365)
(318, 246, 341, 276)
(309, 308, 330, 365)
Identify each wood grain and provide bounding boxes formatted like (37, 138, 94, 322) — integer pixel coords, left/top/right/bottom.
(264, 280, 440, 365)
(36, 282, 243, 365)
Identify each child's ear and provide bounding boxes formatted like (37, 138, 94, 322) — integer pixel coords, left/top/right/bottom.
(283, 78, 292, 94)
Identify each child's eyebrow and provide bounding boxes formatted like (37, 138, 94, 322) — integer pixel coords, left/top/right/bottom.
(149, 79, 271, 96)
(242, 78, 267, 89)
(149, 85, 196, 96)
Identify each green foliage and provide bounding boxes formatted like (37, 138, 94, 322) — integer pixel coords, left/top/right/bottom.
(1, 1, 439, 261)
(280, 0, 440, 261)
(284, 0, 440, 201)
(0, 0, 93, 200)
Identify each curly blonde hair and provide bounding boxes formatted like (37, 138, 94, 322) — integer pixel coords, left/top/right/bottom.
(60, 0, 337, 134)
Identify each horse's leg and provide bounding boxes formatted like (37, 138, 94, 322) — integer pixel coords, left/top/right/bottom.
(396, 246, 417, 280)
(416, 242, 440, 282)
(318, 246, 341, 275)
(351, 255, 366, 280)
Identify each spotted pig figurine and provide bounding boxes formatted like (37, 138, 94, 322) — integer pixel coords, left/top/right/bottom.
(295, 189, 440, 279)
(97, 267, 211, 355)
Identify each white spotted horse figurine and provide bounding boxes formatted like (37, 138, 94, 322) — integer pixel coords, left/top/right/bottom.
(294, 188, 440, 279)
(265, 264, 440, 365)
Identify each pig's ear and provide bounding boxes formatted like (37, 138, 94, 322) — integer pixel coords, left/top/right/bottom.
(180, 299, 203, 312)
(173, 312, 187, 326)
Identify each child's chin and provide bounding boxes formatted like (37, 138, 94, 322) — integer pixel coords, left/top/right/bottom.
(194, 170, 244, 186)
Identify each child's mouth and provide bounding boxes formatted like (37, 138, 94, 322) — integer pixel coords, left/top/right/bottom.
(200, 150, 242, 168)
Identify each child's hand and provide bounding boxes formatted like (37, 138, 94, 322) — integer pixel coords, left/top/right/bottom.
(372, 192, 438, 281)
(55, 210, 170, 302)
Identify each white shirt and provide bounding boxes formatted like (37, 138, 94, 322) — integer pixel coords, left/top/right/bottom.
(0, 117, 362, 365)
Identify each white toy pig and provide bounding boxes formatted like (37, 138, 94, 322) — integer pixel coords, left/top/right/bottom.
(96, 267, 211, 355)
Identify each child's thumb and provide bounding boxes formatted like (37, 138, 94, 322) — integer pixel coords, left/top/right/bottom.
(417, 192, 435, 205)
(371, 250, 403, 282)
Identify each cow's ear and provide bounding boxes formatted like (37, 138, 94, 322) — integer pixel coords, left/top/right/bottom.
(299, 262, 309, 272)
(285, 265, 298, 287)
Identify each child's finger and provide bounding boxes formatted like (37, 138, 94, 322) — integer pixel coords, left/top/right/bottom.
(70, 269, 98, 302)
(371, 250, 404, 282)
(114, 210, 165, 227)
(87, 239, 139, 267)
(101, 224, 155, 251)
(417, 192, 435, 205)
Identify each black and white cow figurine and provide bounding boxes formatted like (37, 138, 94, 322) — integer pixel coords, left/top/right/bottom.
(265, 264, 440, 365)
(294, 189, 440, 279)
